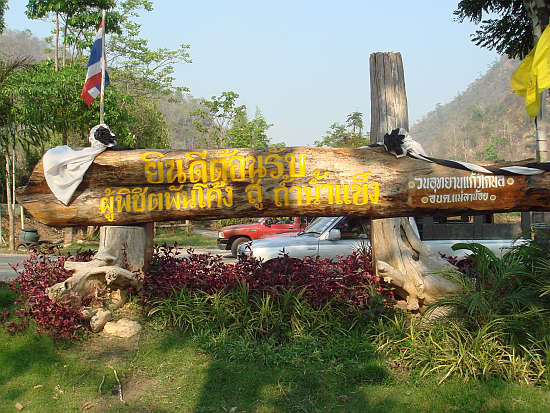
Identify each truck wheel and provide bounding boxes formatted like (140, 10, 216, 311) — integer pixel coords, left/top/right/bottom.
(231, 237, 249, 258)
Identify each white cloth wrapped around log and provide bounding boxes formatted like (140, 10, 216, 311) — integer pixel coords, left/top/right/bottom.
(42, 124, 116, 205)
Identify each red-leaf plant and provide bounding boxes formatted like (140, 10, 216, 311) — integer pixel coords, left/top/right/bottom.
(143, 244, 394, 312)
(0, 248, 95, 341)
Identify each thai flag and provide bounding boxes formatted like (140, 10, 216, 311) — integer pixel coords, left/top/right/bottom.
(81, 18, 109, 106)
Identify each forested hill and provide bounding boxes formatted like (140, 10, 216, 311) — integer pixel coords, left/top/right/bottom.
(0, 29, 49, 61)
(410, 57, 536, 162)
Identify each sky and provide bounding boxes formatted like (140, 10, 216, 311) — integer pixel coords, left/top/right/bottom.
(4, 1, 502, 147)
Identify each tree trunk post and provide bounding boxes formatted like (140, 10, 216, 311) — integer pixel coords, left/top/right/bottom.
(369, 52, 458, 310)
(96, 226, 148, 272)
(63, 227, 74, 247)
(4, 154, 14, 251)
(142, 223, 154, 272)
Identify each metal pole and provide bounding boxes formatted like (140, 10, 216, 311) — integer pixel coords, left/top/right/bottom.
(99, 9, 106, 124)
(20, 206, 24, 230)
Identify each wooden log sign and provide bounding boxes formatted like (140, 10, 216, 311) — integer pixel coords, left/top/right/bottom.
(15, 146, 550, 227)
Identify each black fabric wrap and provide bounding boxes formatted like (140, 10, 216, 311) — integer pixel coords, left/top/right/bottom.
(94, 126, 116, 146)
(383, 129, 406, 156)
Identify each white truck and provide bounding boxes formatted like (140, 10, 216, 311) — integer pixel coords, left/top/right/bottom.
(238, 216, 526, 262)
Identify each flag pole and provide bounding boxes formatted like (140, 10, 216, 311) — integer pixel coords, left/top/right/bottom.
(99, 9, 106, 124)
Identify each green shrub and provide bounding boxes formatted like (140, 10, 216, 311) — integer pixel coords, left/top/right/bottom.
(371, 313, 550, 384)
(209, 217, 258, 229)
(147, 282, 374, 342)
(371, 240, 550, 385)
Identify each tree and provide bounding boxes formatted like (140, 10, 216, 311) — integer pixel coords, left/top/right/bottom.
(346, 111, 363, 136)
(25, 0, 191, 94)
(192, 91, 274, 148)
(315, 112, 369, 148)
(315, 123, 349, 147)
(159, 93, 205, 150)
(454, 0, 534, 59)
(0, 56, 33, 251)
(124, 97, 169, 149)
(25, 0, 116, 69)
(0, 0, 7, 34)
(3, 59, 170, 149)
(192, 91, 242, 147)
(225, 108, 272, 148)
(479, 136, 508, 161)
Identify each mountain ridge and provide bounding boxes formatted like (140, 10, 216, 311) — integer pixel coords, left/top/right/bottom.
(411, 57, 536, 162)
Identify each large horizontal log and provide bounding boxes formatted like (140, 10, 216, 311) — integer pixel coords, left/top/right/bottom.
(16, 146, 550, 227)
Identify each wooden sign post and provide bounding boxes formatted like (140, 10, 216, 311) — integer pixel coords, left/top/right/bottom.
(16, 52, 550, 310)
(16, 146, 550, 228)
(368, 52, 458, 310)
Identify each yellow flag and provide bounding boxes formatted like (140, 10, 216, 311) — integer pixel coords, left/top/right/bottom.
(511, 24, 550, 118)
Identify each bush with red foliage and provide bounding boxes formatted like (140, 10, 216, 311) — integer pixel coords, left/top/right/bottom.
(0, 248, 94, 341)
(441, 253, 475, 276)
(144, 245, 394, 312)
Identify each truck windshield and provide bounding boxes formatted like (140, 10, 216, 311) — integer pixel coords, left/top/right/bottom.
(302, 217, 338, 235)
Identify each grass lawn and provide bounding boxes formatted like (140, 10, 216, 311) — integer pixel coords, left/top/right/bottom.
(3, 243, 550, 413)
(1, 314, 549, 412)
(154, 228, 216, 248)
(56, 229, 216, 255)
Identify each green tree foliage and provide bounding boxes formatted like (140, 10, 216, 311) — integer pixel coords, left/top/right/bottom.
(224, 108, 272, 148)
(315, 112, 369, 148)
(454, 0, 533, 59)
(0, 0, 7, 34)
(192, 91, 273, 148)
(346, 111, 363, 136)
(4, 60, 100, 148)
(479, 137, 508, 161)
(25, 0, 191, 96)
(0, 56, 35, 250)
(124, 97, 169, 148)
(0, 57, 34, 152)
(1, 59, 168, 149)
(25, 0, 116, 67)
(192, 91, 242, 148)
(22, 1, 186, 148)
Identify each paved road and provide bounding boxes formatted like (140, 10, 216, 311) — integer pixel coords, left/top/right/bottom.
(0, 248, 235, 283)
(192, 227, 218, 238)
(0, 228, 230, 282)
(0, 254, 29, 282)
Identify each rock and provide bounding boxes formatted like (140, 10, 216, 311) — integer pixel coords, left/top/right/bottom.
(107, 289, 128, 310)
(90, 309, 112, 333)
(103, 318, 141, 338)
(81, 307, 98, 321)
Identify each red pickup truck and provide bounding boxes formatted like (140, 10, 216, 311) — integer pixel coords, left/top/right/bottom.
(217, 217, 308, 257)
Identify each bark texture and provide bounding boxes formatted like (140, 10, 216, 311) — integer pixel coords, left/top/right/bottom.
(95, 226, 147, 272)
(16, 147, 550, 227)
(5, 154, 14, 251)
(369, 52, 459, 310)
